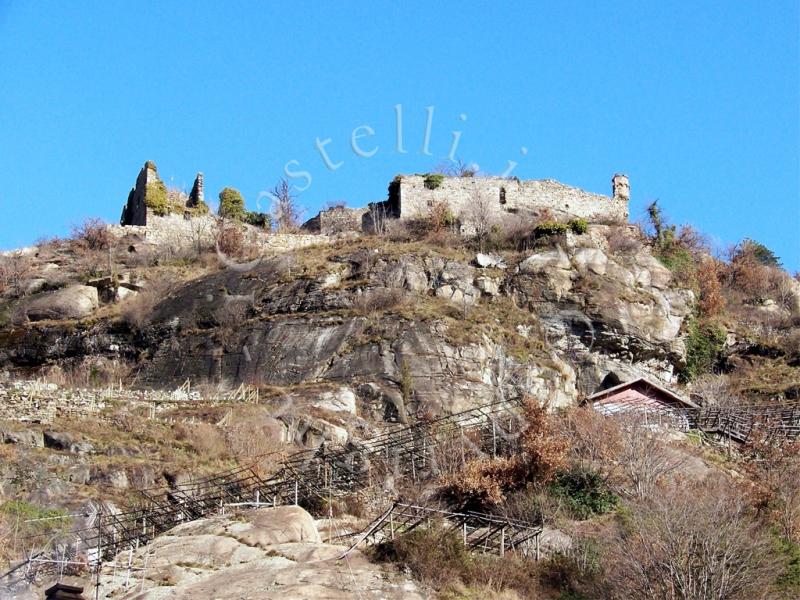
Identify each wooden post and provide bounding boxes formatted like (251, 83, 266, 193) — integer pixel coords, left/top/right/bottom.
(535, 533, 540, 561)
(294, 480, 299, 506)
(492, 420, 497, 458)
(463, 522, 467, 546)
(500, 527, 505, 556)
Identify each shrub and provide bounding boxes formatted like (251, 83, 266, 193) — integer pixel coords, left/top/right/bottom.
(549, 466, 618, 519)
(428, 199, 456, 232)
(218, 187, 246, 220)
(697, 257, 725, 317)
(534, 221, 569, 237)
(533, 219, 587, 238)
(441, 398, 567, 508)
(216, 224, 244, 257)
(606, 225, 643, 255)
(604, 477, 780, 600)
(244, 211, 271, 229)
(145, 180, 170, 216)
(373, 525, 541, 596)
(423, 173, 445, 190)
(682, 318, 726, 381)
(352, 287, 406, 316)
(568, 219, 588, 234)
(71, 217, 110, 251)
(121, 275, 174, 329)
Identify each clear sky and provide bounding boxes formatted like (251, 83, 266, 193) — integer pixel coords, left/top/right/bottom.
(0, 1, 798, 270)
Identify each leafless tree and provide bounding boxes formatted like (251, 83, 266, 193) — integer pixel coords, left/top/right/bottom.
(691, 374, 741, 407)
(560, 406, 622, 482)
(270, 178, 303, 232)
(745, 437, 800, 544)
(435, 158, 477, 177)
(615, 415, 685, 500)
(368, 202, 388, 236)
(463, 188, 497, 251)
(0, 251, 32, 296)
(188, 215, 215, 256)
(604, 477, 780, 600)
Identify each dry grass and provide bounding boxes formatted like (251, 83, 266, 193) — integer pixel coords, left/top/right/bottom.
(372, 523, 542, 598)
(120, 274, 177, 329)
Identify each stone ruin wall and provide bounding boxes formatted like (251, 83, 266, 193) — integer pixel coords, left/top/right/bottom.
(396, 175, 629, 225)
(110, 214, 330, 255)
(315, 206, 369, 234)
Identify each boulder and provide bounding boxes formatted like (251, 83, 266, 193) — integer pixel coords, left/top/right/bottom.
(25, 285, 99, 321)
(474, 253, 506, 269)
(226, 506, 321, 547)
(475, 275, 501, 296)
(43, 431, 94, 454)
(98, 506, 424, 599)
(1, 429, 43, 447)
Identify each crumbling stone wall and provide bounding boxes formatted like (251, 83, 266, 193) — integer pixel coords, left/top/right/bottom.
(303, 206, 369, 234)
(120, 162, 161, 226)
(187, 172, 205, 208)
(396, 174, 629, 225)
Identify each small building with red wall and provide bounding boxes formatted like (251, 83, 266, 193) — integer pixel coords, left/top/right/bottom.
(585, 378, 698, 426)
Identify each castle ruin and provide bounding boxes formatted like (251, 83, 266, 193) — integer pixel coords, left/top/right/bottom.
(304, 173, 630, 235)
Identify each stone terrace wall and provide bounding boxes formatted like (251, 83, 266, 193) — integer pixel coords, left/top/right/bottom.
(397, 175, 628, 224)
(0, 380, 211, 424)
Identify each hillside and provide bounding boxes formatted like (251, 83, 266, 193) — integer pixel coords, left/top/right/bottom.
(1, 165, 799, 599)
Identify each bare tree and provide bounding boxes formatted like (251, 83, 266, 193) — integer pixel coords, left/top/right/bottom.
(270, 178, 303, 232)
(561, 406, 622, 482)
(746, 437, 800, 544)
(435, 158, 477, 177)
(368, 202, 388, 236)
(604, 477, 780, 600)
(615, 415, 685, 500)
(463, 188, 497, 251)
(691, 374, 741, 408)
(0, 251, 33, 296)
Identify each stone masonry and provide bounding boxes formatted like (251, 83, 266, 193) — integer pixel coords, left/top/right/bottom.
(393, 174, 629, 225)
(306, 173, 630, 235)
(120, 161, 161, 226)
(187, 172, 204, 208)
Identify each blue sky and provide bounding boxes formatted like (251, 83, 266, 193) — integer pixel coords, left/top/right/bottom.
(0, 1, 798, 270)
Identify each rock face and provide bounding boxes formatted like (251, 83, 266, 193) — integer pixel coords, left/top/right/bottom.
(99, 506, 425, 599)
(130, 230, 691, 413)
(23, 285, 99, 321)
(0, 227, 694, 415)
(120, 161, 160, 226)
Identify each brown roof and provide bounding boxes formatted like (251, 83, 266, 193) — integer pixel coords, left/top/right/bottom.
(585, 377, 699, 409)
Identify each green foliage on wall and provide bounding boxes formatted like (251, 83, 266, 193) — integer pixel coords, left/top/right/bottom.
(145, 180, 169, 216)
(423, 173, 445, 190)
(244, 211, 271, 229)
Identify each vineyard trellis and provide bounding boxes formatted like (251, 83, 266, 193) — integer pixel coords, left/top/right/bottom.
(9, 395, 800, 592)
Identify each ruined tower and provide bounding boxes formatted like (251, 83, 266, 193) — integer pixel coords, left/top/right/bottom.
(120, 160, 160, 226)
(187, 172, 205, 208)
(612, 173, 630, 202)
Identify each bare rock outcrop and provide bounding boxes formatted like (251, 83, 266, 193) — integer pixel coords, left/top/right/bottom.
(22, 285, 99, 321)
(99, 506, 425, 599)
